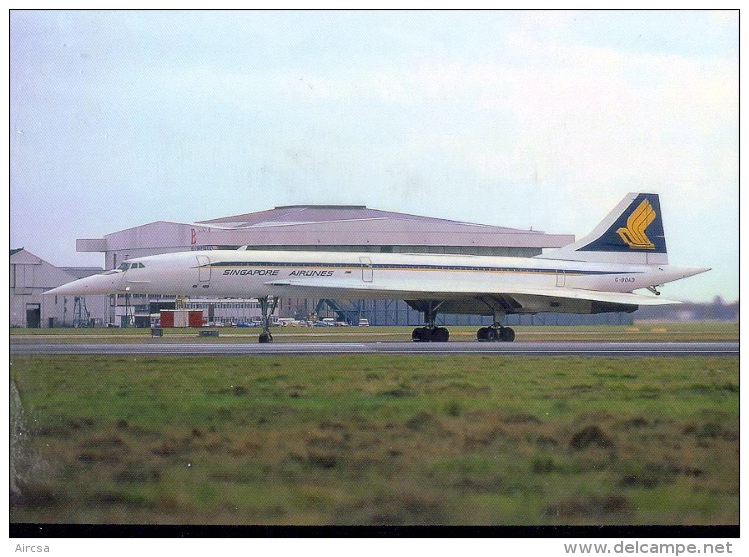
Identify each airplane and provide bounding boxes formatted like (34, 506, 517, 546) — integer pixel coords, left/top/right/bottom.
(46, 192, 709, 343)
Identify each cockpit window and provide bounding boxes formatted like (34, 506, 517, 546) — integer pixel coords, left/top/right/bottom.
(117, 262, 145, 271)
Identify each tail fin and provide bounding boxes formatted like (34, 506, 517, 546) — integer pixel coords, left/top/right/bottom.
(537, 193, 668, 265)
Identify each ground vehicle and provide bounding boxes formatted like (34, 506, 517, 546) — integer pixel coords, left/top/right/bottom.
(358, 318, 370, 327)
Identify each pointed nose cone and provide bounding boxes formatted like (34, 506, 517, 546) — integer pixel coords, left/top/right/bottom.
(45, 273, 122, 296)
(46, 281, 83, 296)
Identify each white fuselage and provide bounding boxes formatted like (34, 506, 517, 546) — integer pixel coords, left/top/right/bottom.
(50, 249, 705, 315)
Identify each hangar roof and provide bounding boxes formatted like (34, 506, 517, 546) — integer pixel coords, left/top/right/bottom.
(79, 204, 575, 253)
(191, 205, 573, 250)
(200, 205, 523, 233)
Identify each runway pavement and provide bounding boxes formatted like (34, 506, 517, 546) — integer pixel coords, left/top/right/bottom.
(10, 341, 739, 357)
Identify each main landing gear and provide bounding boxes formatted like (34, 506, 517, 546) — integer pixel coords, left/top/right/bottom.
(474, 301, 515, 342)
(477, 325, 515, 342)
(407, 300, 517, 343)
(411, 302, 450, 342)
(258, 296, 278, 343)
(412, 326, 450, 342)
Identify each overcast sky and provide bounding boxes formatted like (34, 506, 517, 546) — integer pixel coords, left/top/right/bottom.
(9, 10, 738, 302)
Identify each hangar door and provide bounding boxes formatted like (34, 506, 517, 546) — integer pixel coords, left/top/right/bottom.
(26, 303, 41, 328)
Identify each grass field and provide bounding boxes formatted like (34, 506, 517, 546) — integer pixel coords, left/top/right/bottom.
(10, 353, 738, 526)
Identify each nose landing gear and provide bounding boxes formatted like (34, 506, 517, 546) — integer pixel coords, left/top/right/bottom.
(258, 296, 278, 343)
(259, 331, 272, 343)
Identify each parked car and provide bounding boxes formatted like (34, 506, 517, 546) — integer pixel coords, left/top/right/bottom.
(358, 318, 370, 327)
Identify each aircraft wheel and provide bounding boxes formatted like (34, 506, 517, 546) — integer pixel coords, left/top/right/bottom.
(412, 328, 426, 342)
(485, 328, 499, 342)
(501, 327, 515, 342)
(477, 327, 488, 342)
(259, 331, 273, 343)
(433, 327, 450, 342)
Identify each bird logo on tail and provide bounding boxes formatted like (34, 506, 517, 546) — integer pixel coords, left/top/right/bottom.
(616, 199, 656, 250)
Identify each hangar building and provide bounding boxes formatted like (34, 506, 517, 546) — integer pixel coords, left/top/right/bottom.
(73, 204, 592, 326)
(10, 248, 108, 328)
(77, 205, 574, 270)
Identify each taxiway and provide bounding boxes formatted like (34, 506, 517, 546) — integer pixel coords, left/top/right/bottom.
(10, 341, 739, 357)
